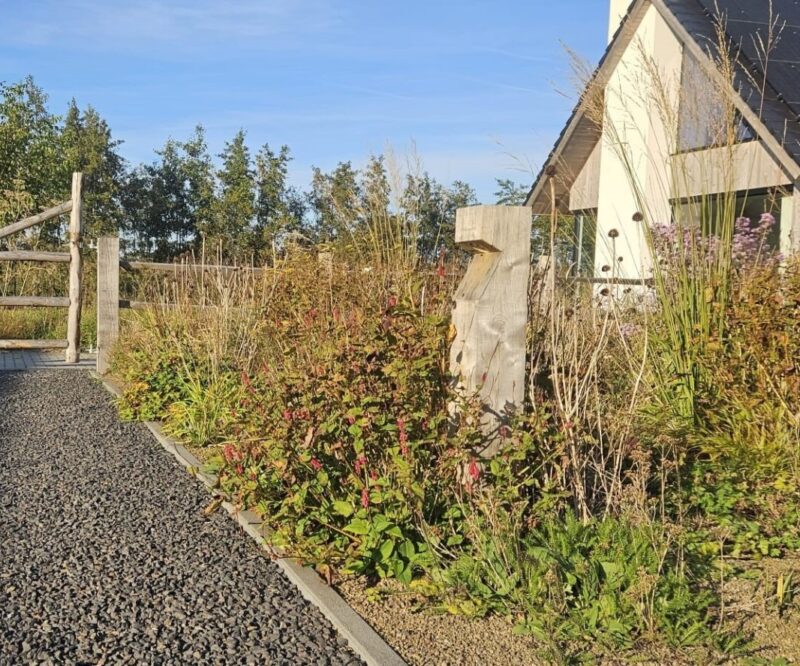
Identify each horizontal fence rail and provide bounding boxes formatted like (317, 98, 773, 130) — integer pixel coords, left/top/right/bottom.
(0, 296, 70, 308)
(0, 250, 71, 263)
(121, 260, 266, 276)
(0, 201, 73, 240)
(570, 276, 655, 287)
(0, 339, 68, 350)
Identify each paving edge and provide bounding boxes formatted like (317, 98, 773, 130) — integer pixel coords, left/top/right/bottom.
(90, 371, 407, 666)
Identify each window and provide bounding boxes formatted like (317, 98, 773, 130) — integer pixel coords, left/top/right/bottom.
(677, 54, 754, 152)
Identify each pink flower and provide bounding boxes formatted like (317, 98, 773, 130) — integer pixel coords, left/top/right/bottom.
(347, 415, 356, 425)
(310, 458, 322, 471)
(397, 417, 406, 432)
(283, 409, 293, 422)
(370, 470, 378, 481)
(387, 295, 398, 309)
(361, 487, 370, 509)
(355, 455, 367, 475)
(468, 459, 481, 482)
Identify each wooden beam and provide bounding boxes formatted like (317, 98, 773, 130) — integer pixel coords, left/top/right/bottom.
(0, 251, 70, 263)
(121, 260, 265, 275)
(96, 236, 120, 375)
(0, 339, 68, 349)
(0, 296, 70, 307)
(449, 205, 532, 457)
(65, 173, 82, 364)
(0, 201, 73, 240)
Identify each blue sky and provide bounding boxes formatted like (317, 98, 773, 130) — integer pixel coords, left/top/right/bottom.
(2, 1, 608, 202)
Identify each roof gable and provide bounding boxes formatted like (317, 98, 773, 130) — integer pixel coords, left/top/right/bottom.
(527, 0, 800, 212)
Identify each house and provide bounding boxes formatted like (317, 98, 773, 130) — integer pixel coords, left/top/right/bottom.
(525, 0, 800, 281)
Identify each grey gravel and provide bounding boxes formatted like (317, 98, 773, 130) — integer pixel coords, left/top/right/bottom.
(0, 370, 363, 665)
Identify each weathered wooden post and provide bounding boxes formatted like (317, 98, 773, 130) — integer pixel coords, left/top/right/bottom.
(96, 235, 120, 375)
(65, 172, 83, 363)
(449, 205, 532, 457)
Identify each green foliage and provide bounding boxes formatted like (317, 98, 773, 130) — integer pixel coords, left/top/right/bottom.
(438, 509, 719, 658)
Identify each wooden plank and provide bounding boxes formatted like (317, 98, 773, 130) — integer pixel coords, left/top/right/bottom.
(0, 201, 73, 240)
(0, 296, 70, 307)
(96, 236, 120, 375)
(65, 173, 82, 364)
(0, 339, 68, 349)
(122, 260, 265, 275)
(0, 250, 71, 263)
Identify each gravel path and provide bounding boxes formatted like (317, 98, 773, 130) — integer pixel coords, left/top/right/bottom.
(0, 371, 362, 665)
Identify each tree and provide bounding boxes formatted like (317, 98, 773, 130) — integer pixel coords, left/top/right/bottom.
(494, 178, 529, 206)
(0, 77, 62, 230)
(400, 172, 477, 261)
(121, 127, 215, 260)
(60, 100, 126, 236)
(207, 130, 255, 259)
(254, 143, 305, 255)
(308, 161, 361, 243)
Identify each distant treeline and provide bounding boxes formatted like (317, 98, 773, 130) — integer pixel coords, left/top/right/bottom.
(0, 77, 529, 262)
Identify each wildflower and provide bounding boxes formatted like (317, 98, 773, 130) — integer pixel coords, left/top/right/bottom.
(361, 487, 370, 509)
(436, 263, 446, 278)
(223, 444, 236, 463)
(397, 417, 406, 433)
(310, 458, 323, 471)
(468, 458, 481, 482)
(347, 414, 356, 425)
(370, 469, 379, 481)
(355, 455, 367, 475)
(387, 295, 398, 309)
(283, 409, 293, 422)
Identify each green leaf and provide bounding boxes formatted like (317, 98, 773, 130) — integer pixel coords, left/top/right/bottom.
(332, 500, 354, 517)
(345, 518, 370, 535)
(379, 539, 395, 561)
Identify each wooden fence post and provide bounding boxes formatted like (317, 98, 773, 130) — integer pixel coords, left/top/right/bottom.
(65, 172, 83, 363)
(96, 235, 120, 375)
(449, 205, 532, 457)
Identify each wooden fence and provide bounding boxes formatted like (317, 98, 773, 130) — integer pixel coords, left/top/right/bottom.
(95, 236, 266, 374)
(0, 173, 83, 362)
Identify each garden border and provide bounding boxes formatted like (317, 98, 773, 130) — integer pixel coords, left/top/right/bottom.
(90, 371, 407, 666)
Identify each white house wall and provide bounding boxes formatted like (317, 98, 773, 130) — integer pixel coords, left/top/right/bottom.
(594, 3, 683, 280)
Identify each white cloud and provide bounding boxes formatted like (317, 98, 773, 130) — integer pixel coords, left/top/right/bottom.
(4, 0, 340, 53)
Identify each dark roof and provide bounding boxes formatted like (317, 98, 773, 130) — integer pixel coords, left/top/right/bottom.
(527, 0, 800, 209)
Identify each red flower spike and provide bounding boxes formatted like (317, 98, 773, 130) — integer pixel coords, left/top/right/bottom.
(310, 458, 322, 471)
(361, 487, 370, 509)
(468, 459, 481, 482)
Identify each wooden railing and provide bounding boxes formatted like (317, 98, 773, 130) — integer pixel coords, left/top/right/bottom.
(0, 173, 83, 362)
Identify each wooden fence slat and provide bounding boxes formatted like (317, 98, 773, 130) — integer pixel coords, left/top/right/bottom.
(96, 236, 119, 375)
(65, 173, 82, 364)
(0, 296, 70, 307)
(0, 201, 73, 240)
(0, 251, 71, 263)
(0, 339, 68, 349)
